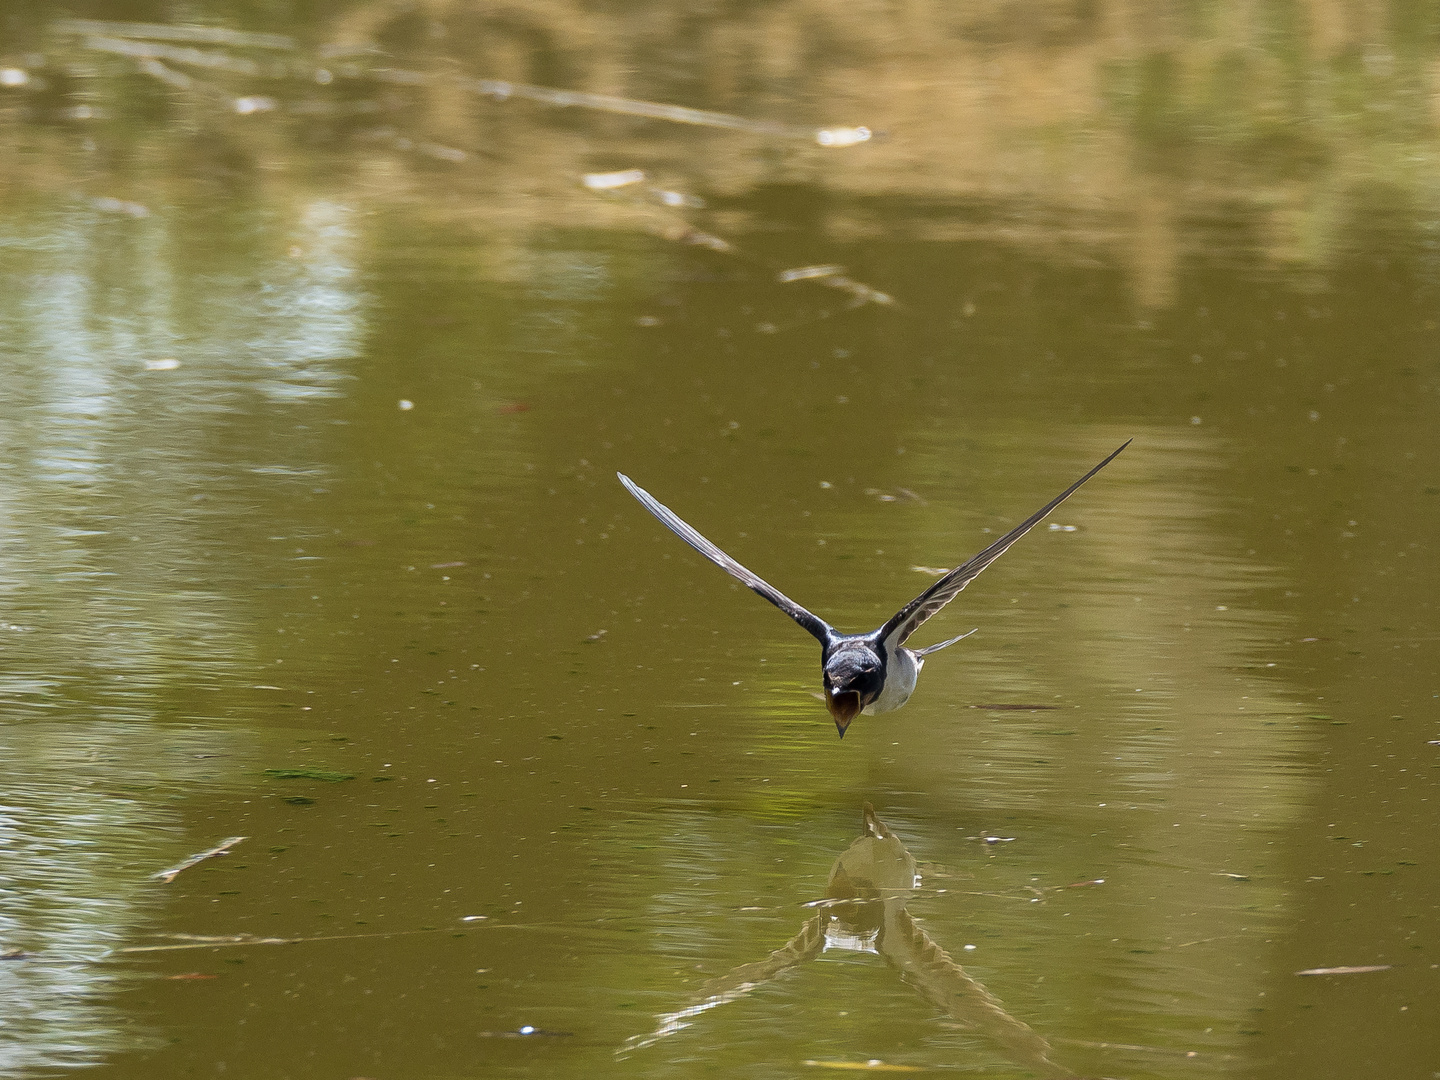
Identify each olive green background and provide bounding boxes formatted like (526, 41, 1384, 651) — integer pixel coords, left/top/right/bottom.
(1, 4, 1436, 1078)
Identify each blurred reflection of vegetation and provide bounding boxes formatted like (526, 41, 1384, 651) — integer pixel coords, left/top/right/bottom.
(2, 3, 1438, 307)
(0, 722, 253, 1076)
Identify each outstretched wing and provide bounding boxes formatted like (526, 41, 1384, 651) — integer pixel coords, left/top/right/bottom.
(877, 441, 1130, 651)
(618, 473, 833, 645)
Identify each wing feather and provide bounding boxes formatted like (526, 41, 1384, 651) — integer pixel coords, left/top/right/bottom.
(619, 473, 833, 645)
(878, 441, 1130, 651)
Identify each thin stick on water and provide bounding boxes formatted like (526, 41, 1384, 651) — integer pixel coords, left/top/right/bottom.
(82, 35, 265, 75)
(136, 56, 195, 90)
(68, 29, 870, 146)
(150, 836, 247, 883)
(56, 19, 297, 50)
(115, 927, 454, 953)
(371, 69, 871, 147)
(580, 174, 900, 322)
(465, 77, 871, 146)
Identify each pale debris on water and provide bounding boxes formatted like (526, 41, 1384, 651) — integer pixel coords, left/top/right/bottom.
(234, 95, 276, 115)
(137, 58, 193, 88)
(583, 171, 704, 208)
(583, 169, 646, 190)
(466, 77, 868, 145)
(1295, 965, 1392, 976)
(661, 225, 733, 253)
(0, 68, 30, 87)
(150, 836, 246, 883)
(417, 141, 466, 162)
(118, 927, 451, 953)
(362, 130, 467, 163)
(92, 196, 150, 217)
(801, 1061, 922, 1073)
(823, 275, 894, 306)
(57, 19, 296, 50)
(778, 265, 845, 283)
(83, 34, 262, 75)
(776, 265, 894, 306)
(653, 188, 704, 208)
(866, 487, 924, 504)
(144, 358, 181, 371)
(814, 126, 872, 147)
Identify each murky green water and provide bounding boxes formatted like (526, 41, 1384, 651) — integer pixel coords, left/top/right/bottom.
(2, 5, 1438, 1078)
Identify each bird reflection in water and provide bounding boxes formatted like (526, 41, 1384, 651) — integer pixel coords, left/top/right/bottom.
(622, 805, 1081, 1078)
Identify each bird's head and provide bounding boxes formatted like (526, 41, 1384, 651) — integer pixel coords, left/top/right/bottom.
(823, 648, 884, 738)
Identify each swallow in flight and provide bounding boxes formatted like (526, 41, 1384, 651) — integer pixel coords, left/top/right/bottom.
(619, 441, 1128, 737)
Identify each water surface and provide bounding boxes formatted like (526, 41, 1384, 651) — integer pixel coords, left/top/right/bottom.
(1, 5, 1437, 1078)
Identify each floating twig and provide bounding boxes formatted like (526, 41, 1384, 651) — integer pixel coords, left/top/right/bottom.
(582, 175, 899, 324)
(150, 836, 247, 883)
(778, 264, 847, 283)
(662, 223, 734, 253)
(1056, 1036, 1238, 1061)
(463, 77, 869, 146)
(57, 19, 297, 50)
(135, 57, 193, 89)
(116, 927, 452, 954)
(817, 274, 894, 307)
(1296, 965, 1392, 976)
(777, 265, 897, 307)
(82, 35, 264, 76)
(363, 68, 869, 145)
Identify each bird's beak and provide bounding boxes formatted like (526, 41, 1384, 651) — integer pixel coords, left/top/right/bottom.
(827, 690, 862, 738)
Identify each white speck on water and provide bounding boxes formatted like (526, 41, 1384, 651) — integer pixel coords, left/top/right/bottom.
(583, 169, 646, 190)
(815, 126, 871, 147)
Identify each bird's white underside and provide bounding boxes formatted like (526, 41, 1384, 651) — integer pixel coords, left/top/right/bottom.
(864, 647, 920, 715)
